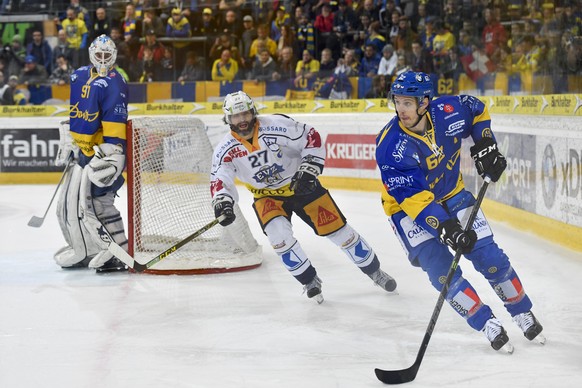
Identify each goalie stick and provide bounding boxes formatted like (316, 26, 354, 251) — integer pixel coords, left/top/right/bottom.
(107, 215, 226, 272)
(375, 176, 491, 385)
(27, 152, 74, 228)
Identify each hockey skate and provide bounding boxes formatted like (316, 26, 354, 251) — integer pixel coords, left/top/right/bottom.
(303, 276, 324, 304)
(513, 311, 546, 344)
(368, 269, 397, 292)
(482, 316, 514, 353)
(96, 257, 128, 274)
(61, 256, 92, 269)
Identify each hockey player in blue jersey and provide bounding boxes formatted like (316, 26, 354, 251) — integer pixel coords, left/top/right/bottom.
(53, 34, 129, 273)
(375, 71, 545, 352)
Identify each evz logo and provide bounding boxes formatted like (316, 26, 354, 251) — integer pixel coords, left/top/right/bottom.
(252, 164, 284, 184)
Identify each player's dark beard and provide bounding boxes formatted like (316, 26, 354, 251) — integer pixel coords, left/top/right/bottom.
(232, 118, 256, 138)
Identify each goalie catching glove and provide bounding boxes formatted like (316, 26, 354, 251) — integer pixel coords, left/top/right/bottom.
(438, 218, 477, 254)
(213, 195, 236, 226)
(470, 137, 507, 182)
(87, 144, 125, 187)
(290, 160, 323, 196)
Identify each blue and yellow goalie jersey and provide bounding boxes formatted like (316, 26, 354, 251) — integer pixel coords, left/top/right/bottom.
(375, 95, 495, 238)
(69, 66, 128, 167)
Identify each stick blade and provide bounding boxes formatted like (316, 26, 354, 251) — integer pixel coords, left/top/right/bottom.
(107, 242, 135, 270)
(27, 216, 44, 228)
(374, 365, 419, 385)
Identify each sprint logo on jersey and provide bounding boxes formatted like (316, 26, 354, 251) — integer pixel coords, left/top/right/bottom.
(252, 163, 284, 184)
(385, 175, 414, 191)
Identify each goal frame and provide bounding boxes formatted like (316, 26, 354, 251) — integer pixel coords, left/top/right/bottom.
(125, 117, 262, 275)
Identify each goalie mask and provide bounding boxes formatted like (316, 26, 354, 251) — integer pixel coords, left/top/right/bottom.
(222, 91, 258, 138)
(89, 35, 117, 77)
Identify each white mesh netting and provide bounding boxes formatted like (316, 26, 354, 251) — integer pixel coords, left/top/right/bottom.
(127, 116, 262, 274)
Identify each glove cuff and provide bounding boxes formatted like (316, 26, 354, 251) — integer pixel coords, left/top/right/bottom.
(470, 137, 497, 159)
(212, 195, 234, 207)
(297, 161, 322, 177)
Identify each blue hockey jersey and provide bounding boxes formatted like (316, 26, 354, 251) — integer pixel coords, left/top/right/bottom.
(375, 95, 495, 237)
(69, 65, 128, 167)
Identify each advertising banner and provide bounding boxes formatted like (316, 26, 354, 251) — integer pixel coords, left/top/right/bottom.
(0, 128, 61, 173)
(536, 135, 582, 227)
(325, 134, 377, 170)
(461, 133, 536, 213)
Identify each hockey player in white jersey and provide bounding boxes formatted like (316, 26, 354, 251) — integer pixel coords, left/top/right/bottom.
(211, 91, 397, 303)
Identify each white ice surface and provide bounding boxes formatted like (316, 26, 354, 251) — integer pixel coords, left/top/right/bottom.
(1, 185, 581, 388)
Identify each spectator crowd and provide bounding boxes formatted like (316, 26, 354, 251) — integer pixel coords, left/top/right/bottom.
(1, 0, 582, 105)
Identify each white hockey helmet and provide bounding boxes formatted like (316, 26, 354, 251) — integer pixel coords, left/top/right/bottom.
(222, 91, 258, 124)
(89, 34, 117, 77)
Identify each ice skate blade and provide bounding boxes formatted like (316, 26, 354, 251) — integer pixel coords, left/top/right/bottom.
(312, 294, 324, 304)
(500, 342, 514, 354)
(533, 333, 546, 345)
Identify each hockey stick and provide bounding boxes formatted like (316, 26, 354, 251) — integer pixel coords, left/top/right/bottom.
(375, 176, 491, 385)
(107, 215, 226, 272)
(27, 152, 74, 228)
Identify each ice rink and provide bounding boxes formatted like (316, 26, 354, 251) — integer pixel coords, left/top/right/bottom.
(1, 184, 581, 388)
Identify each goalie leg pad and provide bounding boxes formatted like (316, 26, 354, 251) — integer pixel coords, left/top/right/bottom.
(76, 168, 129, 269)
(326, 224, 377, 274)
(54, 163, 102, 267)
(85, 191, 129, 269)
(265, 216, 316, 284)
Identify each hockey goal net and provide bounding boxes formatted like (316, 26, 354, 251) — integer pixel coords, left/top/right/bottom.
(126, 116, 262, 275)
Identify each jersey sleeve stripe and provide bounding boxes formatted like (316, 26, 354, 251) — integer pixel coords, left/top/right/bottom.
(103, 121, 127, 140)
(400, 190, 436, 220)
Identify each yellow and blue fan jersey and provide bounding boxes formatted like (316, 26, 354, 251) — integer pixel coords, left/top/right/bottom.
(375, 95, 495, 237)
(69, 65, 128, 167)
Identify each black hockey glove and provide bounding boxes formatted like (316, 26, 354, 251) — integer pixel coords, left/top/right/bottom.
(290, 162, 322, 196)
(470, 137, 507, 182)
(213, 196, 236, 226)
(438, 218, 477, 254)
